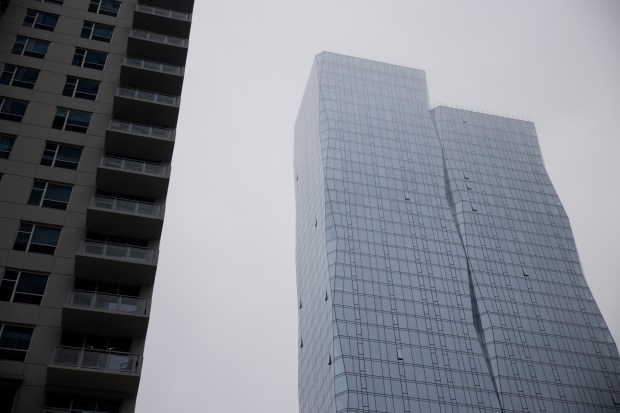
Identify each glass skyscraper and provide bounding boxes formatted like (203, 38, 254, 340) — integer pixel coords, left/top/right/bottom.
(295, 52, 620, 413)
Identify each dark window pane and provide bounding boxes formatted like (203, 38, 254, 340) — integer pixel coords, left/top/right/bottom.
(16, 272, 48, 295)
(56, 145, 82, 168)
(31, 226, 61, 246)
(0, 134, 16, 159)
(0, 325, 33, 350)
(84, 50, 107, 70)
(0, 64, 16, 85)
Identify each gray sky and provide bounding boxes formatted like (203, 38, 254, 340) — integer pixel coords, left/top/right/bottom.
(135, 1, 620, 411)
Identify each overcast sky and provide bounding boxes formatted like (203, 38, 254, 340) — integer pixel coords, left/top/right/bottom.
(134, 1, 620, 411)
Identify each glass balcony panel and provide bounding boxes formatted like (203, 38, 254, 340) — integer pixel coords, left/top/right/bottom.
(135, 90, 155, 101)
(108, 120, 174, 140)
(91, 195, 162, 217)
(128, 247, 147, 260)
(131, 123, 151, 135)
(52, 346, 139, 373)
(117, 87, 178, 106)
(144, 163, 163, 175)
(67, 290, 146, 314)
(82, 351, 107, 369)
(110, 353, 134, 372)
(92, 196, 114, 210)
(136, 202, 158, 216)
(53, 346, 80, 366)
(135, 4, 191, 21)
(106, 244, 129, 258)
(118, 296, 140, 313)
(157, 94, 176, 105)
(94, 293, 119, 311)
(83, 242, 105, 255)
(101, 156, 168, 176)
(71, 290, 95, 307)
(117, 87, 135, 98)
(115, 198, 136, 213)
(122, 57, 182, 75)
(101, 156, 123, 169)
(124, 158, 145, 173)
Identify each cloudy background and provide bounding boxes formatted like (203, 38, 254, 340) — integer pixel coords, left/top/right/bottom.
(135, 1, 620, 411)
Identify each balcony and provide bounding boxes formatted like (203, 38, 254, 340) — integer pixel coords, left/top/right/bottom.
(127, 29, 188, 66)
(87, 195, 165, 239)
(133, 4, 192, 38)
(121, 57, 184, 96)
(63, 290, 149, 337)
(96, 156, 170, 199)
(74, 240, 158, 285)
(47, 346, 141, 396)
(113, 87, 180, 128)
(106, 119, 175, 161)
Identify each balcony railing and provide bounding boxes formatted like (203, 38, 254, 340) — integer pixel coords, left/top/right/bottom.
(116, 87, 179, 106)
(135, 3, 192, 21)
(100, 155, 169, 176)
(130, 29, 187, 47)
(52, 346, 139, 373)
(67, 289, 148, 315)
(91, 195, 164, 218)
(123, 56, 183, 76)
(79, 240, 158, 264)
(109, 119, 175, 141)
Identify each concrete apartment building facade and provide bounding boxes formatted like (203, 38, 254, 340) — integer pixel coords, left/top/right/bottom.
(0, 0, 193, 412)
(295, 52, 620, 413)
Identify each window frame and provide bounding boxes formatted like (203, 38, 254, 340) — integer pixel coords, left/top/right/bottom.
(23, 8, 60, 31)
(88, 0, 121, 17)
(0, 64, 40, 89)
(80, 21, 114, 43)
(62, 76, 100, 100)
(40, 142, 83, 170)
(0, 97, 29, 122)
(0, 268, 49, 305)
(28, 179, 73, 210)
(13, 221, 62, 255)
(0, 324, 34, 362)
(72, 48, 108, 71)
(0, 134, 16, 159)
(52, 107, 92, 133)
(11, 35, 50, 59)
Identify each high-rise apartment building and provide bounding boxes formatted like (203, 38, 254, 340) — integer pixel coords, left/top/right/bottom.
(295, 52, 620, 413)
(0, 0, 193, 411)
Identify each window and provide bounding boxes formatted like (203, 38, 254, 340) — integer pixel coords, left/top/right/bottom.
(62, 76, 100, 100)
(0, 64, 40, 89)
(23, 9, 59, 31)
(11, 35, 49, 58)
(0, 134, 16, 159)
(80, 21, 114, 43)
(35, 0, 64, 4)
(28, 180, 73, 209)
(40, 142, 83, 170)
(0, 97, 28, 122)
(72, 48, 107, 71)
(0, 269, 48, 305)
(45, 395, 121, 413)
(0, 324, 33, 361)
(52, 107, 92, 133)
(89, 0, 120, 17)
(13, 222, 61, 254)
